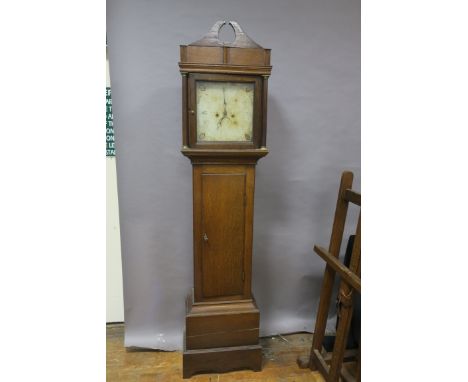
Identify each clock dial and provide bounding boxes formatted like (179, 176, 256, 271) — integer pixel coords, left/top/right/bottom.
(196, 81, 254, 142)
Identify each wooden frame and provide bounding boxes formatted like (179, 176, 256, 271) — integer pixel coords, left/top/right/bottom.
(298, 171, 361, 382)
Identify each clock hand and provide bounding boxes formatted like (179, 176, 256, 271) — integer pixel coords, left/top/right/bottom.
(217, 114, 228, 129)
(217, 116, 224, 129)
(217, 87, 230, 129)
(223, 87, 227, 116)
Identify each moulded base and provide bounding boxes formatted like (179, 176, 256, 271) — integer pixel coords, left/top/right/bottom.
(183, 341, 262, 378)
(183, 292, 262, 378)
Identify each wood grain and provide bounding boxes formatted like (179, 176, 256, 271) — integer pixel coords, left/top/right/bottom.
(107, 324, 326, 381)
(193, 164, 255, 302)
(227, 48, 266, 65)
(344, 189, 361, 206)
(179, 21, 273, 377)
(306, 172, 361, 381)
(183, 344, 262, 378)
(313, 245, 361, 293)
(186, 328, 259, 350)
(309, 171, 354, 363)
(185, 294, 260, 350)
(201, 173, 245, 297)
(184, 46, 224, 64)
(328, 214, 361, 381)
(187, 311, 259, 337)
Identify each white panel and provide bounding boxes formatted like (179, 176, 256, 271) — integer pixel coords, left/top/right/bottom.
(106, 157, 124, 322)
(106, 52, 124, 322)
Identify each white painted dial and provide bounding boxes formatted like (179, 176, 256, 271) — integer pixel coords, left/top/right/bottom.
(196, 81, 254, 142)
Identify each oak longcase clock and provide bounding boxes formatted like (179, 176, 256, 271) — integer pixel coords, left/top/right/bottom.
(179, 21, 272, 378)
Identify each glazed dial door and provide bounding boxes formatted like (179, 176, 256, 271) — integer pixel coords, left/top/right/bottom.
(196, 81, 254, 142)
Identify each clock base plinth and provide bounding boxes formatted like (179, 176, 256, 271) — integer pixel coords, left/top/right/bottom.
(183, 343, 262, 379)
(183, 293, 262, 378)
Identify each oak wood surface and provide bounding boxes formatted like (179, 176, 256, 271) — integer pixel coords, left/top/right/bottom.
(305, 171, 361, 382)
(309, 172, 354, 363)
(183, 344, 262, 378)
(185, 294, 260, 349)
(261, 75, 269, 147)
(313, 245, 361, 293)
(186, 311, 259, 337)
(188, 294, 255, 310)
(328, 215, 361, 381)
(344, 189, 361, 206)
(181, 73, 188, 147)
(107, 325, 326, 381)
(186, 328, 259, 350)
(192, 164, 255, 302)
(179, 21, 271, 69)
(179, 63, 272, 75)
(313, 349, 330, 377)
(201, 173, 245, 298)
(180, 21, 271, 153)
(188, 21, 263, 49)
(340, 366, 357, 382)
(180, 21, 272, 377)
(181, 148, 269, 165)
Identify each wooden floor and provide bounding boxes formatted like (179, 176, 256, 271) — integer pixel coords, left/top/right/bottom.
(107, 324, 325, 381)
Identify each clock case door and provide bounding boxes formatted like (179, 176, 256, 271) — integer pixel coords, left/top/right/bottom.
(193, 164, 255, 303)
(188, 73, 263, 150)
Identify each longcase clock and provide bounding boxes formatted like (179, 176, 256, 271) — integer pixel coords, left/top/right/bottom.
(179, 21, 272, 378)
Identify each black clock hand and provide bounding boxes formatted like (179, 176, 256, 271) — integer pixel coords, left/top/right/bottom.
(217, 111, 227, 128)
(223, 87, 227, 117)
(217, 87, 230, 129)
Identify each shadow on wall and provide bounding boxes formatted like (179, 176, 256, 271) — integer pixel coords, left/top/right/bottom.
(251, 96, 328, 332)
(252, 96, 289, 324)
(117, 80, 194, 349)
(253, 95, 340, 333)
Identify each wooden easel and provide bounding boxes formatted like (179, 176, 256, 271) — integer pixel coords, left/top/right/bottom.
(298, 171, 361, 381)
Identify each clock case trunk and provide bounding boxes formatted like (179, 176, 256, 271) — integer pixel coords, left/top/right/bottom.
(179, 21, 271, 378)
(182, 159, 266, 379)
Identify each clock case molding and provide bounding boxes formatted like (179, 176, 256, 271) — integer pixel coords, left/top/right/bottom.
(179, 21, 272, 378)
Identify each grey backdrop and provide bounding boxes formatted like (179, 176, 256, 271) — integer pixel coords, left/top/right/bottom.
(107, 0, 360, 350)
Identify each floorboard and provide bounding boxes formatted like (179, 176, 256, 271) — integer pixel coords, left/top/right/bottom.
(107, 324, 325, 381)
